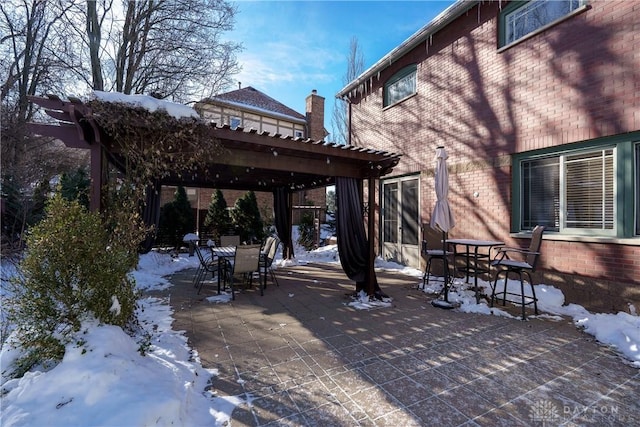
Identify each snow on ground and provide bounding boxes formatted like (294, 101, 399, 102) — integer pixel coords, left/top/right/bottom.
(1, 235, 639, 427)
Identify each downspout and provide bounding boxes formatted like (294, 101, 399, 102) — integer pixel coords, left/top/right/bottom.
(348, 100, 352, 146)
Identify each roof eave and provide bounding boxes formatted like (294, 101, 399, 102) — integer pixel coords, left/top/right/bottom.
(336, 0, 479, 99)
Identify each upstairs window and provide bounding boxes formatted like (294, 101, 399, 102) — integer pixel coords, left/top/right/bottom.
(384, 64, 416, 107)
(230, 117, 241, 129)
(500, 0, 586, 47)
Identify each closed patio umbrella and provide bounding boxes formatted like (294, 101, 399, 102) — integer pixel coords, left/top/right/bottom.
(430, 146, 456, 307)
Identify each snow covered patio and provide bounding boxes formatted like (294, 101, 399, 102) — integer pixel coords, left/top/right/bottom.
(155, 262, 640, 426)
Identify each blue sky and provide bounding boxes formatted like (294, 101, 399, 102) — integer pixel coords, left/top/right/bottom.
(227, 1, 456, 139)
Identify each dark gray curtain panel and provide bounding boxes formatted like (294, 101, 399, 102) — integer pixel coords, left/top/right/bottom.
(335, 177, 367, 283)
(140, 181, 162, 253)
(273, 186, 293, 259)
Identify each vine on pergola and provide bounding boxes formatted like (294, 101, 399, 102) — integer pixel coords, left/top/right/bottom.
(84, 100, 224, 249)
(88, 99, 222, 189)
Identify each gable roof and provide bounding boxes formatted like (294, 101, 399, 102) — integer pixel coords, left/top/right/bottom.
(336, 0, 478, 99)
(200, 86, 306, 123)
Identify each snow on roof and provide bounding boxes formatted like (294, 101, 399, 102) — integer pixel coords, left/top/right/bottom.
(92, 91, 200, 120)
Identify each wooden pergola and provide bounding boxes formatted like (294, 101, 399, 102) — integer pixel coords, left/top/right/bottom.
(27, 94, 401, 296)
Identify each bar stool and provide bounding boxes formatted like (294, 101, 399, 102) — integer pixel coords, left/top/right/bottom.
(421, 240, 453, 290)
(490, 225, 545, 320)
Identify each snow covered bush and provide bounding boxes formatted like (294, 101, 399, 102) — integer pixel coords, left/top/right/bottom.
(4, 194, 138, 377)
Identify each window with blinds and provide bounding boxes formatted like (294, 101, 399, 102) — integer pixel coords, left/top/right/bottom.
(521, 148, 615, 233)
(564, 150, 614, 230)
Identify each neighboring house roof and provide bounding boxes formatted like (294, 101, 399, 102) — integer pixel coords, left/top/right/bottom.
(201, 86, 306, 123)
(336, 0, 479, 99)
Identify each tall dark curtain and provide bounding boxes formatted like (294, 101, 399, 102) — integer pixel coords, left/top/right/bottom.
(140, 182, 162, 253)
(335, 177, 368, 283)
(273, 186, 294, 259)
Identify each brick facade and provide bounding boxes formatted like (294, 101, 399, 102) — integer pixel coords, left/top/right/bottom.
(347, 1, 640, 312)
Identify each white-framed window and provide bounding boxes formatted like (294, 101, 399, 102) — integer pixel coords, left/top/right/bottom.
(500, 0, 586, 47)
(520, 147, 615, 234)
(230, 117, 241, 129)
(384, 64, 417, 107)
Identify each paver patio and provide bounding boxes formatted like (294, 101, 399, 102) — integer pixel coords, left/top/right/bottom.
(152, 262, 640, 426)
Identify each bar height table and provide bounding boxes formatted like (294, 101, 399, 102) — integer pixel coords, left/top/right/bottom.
(445, 239, 504, 303)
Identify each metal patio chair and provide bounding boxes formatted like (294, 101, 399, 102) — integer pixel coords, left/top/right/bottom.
(260, 236, 281, 291)
(421, 239, 453, 290)
(193, 244, 220, 294)
(490, 225, 545, 320)
(223, 244, 262, 300)
(220, 235, 240, 247)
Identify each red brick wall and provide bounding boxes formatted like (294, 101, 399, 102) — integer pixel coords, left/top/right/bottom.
(350, 0, 640, 312)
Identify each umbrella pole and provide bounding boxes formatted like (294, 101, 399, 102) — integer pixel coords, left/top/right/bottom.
(431, 229, 458, 309)
(442, 230, 449, 302)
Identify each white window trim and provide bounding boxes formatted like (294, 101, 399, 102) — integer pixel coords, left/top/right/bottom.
(498, 3, 589, 52)
(383, 65, 417, 108)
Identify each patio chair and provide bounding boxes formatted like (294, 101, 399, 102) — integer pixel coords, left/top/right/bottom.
(260, 236, 281, 291)
(421, 239, 453, 290)
(193, 244, 220, 294)
(260, 235, 277, 257)
(223, 244, 262, 300)
(220, 235, 241, 247)
(490, 225, 545, 320)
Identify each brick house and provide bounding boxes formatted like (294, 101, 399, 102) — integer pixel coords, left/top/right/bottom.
(161, 86, 328, 235)
(337, 0, 640, 312)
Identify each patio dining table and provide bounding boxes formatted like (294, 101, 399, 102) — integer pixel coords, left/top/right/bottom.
(209, 246, 236, 293)
(445, 238, 504, 303)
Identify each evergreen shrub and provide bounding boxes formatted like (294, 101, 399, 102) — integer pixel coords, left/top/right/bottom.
(157, 186, 194, 248)
(203, 189, 232, 242)
(5, 193, 138, 377)
(230, 191, 264, 243)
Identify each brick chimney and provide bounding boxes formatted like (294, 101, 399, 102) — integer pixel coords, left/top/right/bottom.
(305, 89, 326, 141)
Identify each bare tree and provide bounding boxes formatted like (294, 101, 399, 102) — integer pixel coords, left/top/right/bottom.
(1, 0, 81, 177)
(58, 0, 242, 101)
(1, 0, 87, 250)
(331, 37, 364, 146)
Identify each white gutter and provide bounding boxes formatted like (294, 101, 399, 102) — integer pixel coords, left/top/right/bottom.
(336, 0, 480, 99)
